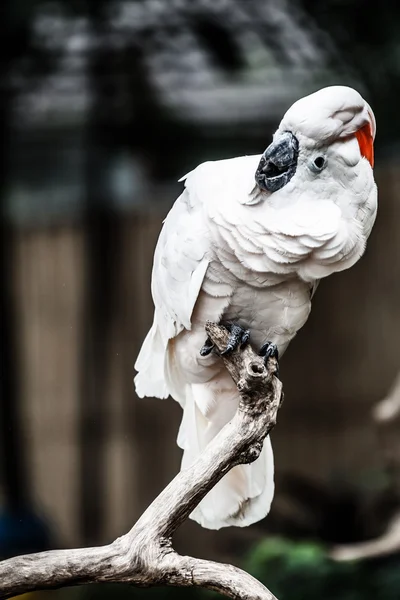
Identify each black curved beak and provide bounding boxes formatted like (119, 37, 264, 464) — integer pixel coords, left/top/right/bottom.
(255, 131, 299, 193)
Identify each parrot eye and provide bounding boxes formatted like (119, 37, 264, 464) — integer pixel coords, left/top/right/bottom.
(310, 156, 326, 173)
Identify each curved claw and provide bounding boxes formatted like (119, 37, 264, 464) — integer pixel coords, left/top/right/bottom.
(259, 341, 280, 378)
(220, 323, 250, 356)
(259, 341, 279, 360)
(200, 337, 214, 356)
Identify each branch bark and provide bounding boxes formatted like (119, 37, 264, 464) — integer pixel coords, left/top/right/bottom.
(0, 322, 282, 600)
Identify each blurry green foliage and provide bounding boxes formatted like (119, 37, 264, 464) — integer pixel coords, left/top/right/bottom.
(243, 537, 400, 600)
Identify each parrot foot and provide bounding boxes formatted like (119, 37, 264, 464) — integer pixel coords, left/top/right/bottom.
(220, 322, 250, 355)
(200, 322, 250, 357)
(259, 342, 280, 378)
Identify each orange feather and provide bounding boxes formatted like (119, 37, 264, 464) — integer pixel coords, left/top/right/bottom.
(355, 123, 374, 167)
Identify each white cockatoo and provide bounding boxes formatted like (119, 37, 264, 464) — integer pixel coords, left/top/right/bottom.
(134, 86, 377, 530)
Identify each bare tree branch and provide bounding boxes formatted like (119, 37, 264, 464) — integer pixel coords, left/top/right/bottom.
(373, 370, 400, 424)
(330, 513, 400, 561)
(0, 321, 282, 600)
(331, 370, 400, 562)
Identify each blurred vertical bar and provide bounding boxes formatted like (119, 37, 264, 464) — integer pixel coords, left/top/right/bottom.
(0, 0, 30, 513)
(78, 1, 120, 544)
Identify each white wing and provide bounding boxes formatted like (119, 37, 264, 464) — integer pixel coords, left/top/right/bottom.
(151, 187, 210, 343)
(134, 170, 213, 398)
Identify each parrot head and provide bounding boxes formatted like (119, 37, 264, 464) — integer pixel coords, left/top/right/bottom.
(255, 85, 376, 198)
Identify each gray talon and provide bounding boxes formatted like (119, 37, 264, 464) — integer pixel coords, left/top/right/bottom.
(200, 337, 214, 356)
(259, 341, 279, 360)
(259, 341, 280, 377)
(220, 322, 250, 356)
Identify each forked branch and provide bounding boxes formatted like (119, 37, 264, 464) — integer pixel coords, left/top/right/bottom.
(0, 322, 282, 600)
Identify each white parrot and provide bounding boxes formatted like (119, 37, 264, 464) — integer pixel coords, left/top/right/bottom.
(134, 86, 377, 530)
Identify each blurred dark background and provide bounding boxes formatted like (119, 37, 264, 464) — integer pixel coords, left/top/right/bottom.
(2, 0, 400, 598)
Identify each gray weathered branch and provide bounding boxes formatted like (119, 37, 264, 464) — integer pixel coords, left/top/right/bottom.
(373, 370, 400, 424)
(0, 322, 282, 600)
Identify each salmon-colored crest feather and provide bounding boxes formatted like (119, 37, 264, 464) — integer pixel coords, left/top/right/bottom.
(355, 123, 374, 168)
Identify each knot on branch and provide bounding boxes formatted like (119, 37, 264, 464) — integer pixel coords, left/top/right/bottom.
(239, 442, 264, 464)
(237, 358, 268, 389)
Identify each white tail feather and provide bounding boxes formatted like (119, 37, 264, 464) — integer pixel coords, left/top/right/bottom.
(178, 381, 275, 530)
(134, 319, 169, 399)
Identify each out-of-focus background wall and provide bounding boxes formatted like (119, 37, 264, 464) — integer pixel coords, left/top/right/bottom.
(2, 1, 400, 598)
